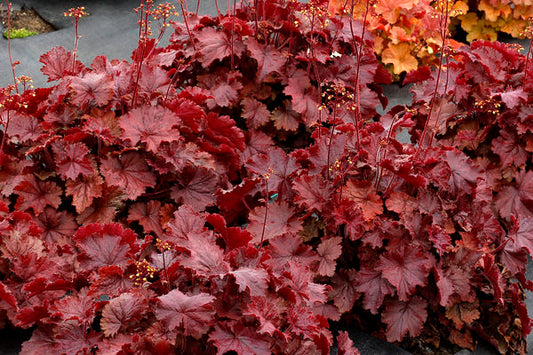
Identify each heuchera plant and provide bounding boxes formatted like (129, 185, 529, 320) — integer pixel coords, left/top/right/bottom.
(0, 0, 532, 354)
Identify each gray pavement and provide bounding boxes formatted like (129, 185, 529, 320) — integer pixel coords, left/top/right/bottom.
(0, 1, 531, 355)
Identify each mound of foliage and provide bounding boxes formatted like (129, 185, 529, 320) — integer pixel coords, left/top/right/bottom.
(0, 0, 531, 354)
(328, 0, 533, 77)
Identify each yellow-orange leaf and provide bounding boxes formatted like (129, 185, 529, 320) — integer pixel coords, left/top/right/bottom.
(374, 0, 417, 24)
(459, 13, 498, 42)
(381, 42, 418, 75)
(479, 0, 512, 22)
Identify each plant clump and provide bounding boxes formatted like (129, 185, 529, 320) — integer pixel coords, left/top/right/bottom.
(0, 0, 531, 354)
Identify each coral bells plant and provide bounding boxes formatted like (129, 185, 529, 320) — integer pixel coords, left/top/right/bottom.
(0, 0, 532, 354)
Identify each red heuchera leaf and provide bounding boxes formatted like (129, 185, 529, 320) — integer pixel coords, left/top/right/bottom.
(178, 233, 230, 276)
(330, 200, 366, 241)
(14, 176, 62, 215)
(242, 296, 284, 336)
(120, 105, 181, 152)
(495, 170, 533, 219)
(494, 88, 527, 109)
(284, 70, 320, 125)
(0, 281, 18, 311)
(66, 174, 104, 214)
(491, 129, 528, 168)
(241, 97, 270, 129)
(5, 112, 44, 143)
(511, 283, 532, 336)
(83, 108, 122, 143)
(16, 301, 50, 328)
(482, 253, 504, 304)
(0, 153, 31, 197)
(52, 141, 94, 180)
(20, 328, 58, 354)
(403, 65, 431, 85)
(292, 174, 334, 212)
(69, 72, 114, 107)
(50, 288, 95, 325)
(270, 100, 300, 131)
(204, 113, 246, 151)
(171, 166, 218, 211)
(88, 265, 134, 298)
(247, 202, 302, 244)
(445, 300, 481, 329)
(33, 207, 77, 244)
(376, 247, 431, 301)
(354, 267, 395, 314)
(156, 289, 215, 338)
(231, 267, 269, 297)
(246, 37, 286, 82)
(165, 205, 206, 240)
(53, 320, 101, 355)
(210, 321, 271, 355)
(197, 27, 245, 68)
(337, 331, 361, 355)
(330, 268, 359, 313)
(315, 237, 342, 277)
(199, 70, 243, 108)
(101, 292, 147, 337)
(343, 180, 383, 221)
(508, 217, 533, 256)
(157, 141, 215, 172)
(206, 213, 252, 250)
(245, 147, 298, 197)
(382, 296, 428, 342)
(138, 65, 171, 96)
(74, 223, 139, 271)
(78, 189, 124, 223)
(39, 46, 84, 81)
(306, 132, 347, 175)
(127, 200, 163, 236)
(100, 151, 156, 200)
(264, 233, 318, 274)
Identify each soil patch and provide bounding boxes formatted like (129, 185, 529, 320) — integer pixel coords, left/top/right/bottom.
(0, 5, 56, 37)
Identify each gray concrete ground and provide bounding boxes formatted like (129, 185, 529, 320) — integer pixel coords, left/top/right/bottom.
(0, 1, 531, 355)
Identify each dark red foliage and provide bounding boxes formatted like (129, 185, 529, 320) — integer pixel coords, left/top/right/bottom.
(0, 0, 531, 354)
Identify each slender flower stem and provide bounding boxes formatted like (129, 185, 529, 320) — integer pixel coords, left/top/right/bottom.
(415, 0, 450, 156)
(5, 1, 18, 94)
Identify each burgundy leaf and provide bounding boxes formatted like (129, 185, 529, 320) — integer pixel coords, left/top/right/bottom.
(241, 97, 270, 129)
(231, 267, 269, 297)
(52, 141, 94, 180)
(337, 331, 361, 355)
(65, 174, 104, 214)
(376, 247, 431, 301)
(382, 297, 428, 342)
(39, 46, 84, 81)
(210, 321, 271, 355)
(101, 292, 147, 337)
(315, 237, 342, 277)
(120, 105, 181, 152)
(495, 170, 533, 219)
(247, 202, 302, 244)
(100, 152, 156, 200)
(14, 176, 62, 215)
(171, 166, 218, 211)
(197, 27, 245, 68)
(70, 72, 114, 107)
(156, 289, 215, 338)
(74, 223, 139, 271)
(127, 200, 163, 236)
(354, 267, 395, 314)
(246, 37, 286, 81)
